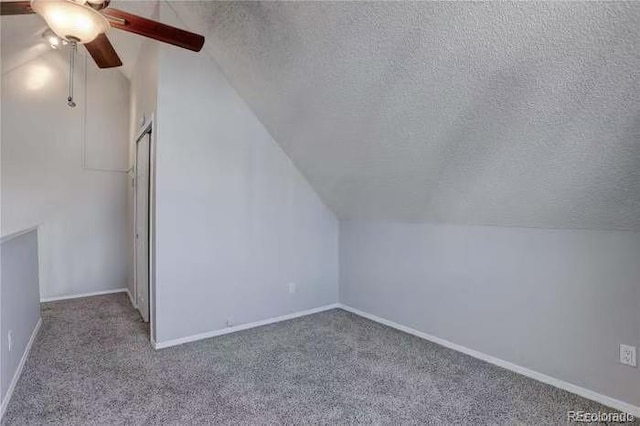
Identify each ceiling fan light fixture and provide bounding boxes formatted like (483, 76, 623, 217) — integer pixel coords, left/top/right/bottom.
(31, 0, 109, 44)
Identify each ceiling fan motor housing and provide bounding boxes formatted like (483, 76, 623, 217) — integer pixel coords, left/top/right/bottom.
(85, 0, 110, 11)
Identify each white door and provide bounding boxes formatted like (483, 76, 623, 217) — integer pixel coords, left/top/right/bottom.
(135, 132, 150, 322)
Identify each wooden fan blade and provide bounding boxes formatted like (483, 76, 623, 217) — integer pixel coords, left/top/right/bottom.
(102, 8, 204, 52)
(84, 33, 122, 68)
(0, 1, 34, 15)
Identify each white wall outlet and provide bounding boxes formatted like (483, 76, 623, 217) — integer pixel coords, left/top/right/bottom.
(225, 318, 233, 328)
(288, 282, 296, 294)
(8, 330, 13, 352)
(620, 344, 637, 367)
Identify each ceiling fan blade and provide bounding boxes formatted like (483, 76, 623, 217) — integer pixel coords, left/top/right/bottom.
(0, 1, 34, 15)
(84, 33, 122, 68)
(101, 8, 204, 52)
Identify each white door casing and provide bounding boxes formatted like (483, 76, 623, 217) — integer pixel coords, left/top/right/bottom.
(134, 132, 150, 323)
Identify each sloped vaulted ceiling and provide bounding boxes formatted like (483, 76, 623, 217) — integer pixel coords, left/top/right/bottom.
(173, 1, 640, 230)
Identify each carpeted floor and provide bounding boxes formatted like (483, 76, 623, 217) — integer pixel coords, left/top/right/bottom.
(2, 293, 622, 425)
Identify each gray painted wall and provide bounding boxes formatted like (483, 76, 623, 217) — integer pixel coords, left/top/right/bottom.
(167, 1, 640, 409)
(340, 221, 640, 407)
(1, 47, 130, 300)
(1, 229, 40, 407)
(151, 4, 339, 344)
(127, 38, 159, 308)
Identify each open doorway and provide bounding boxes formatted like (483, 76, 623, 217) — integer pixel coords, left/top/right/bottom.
(133, 120, 153, 324)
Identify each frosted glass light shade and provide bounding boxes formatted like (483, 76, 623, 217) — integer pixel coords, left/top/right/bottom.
(31, 0, 109, 44)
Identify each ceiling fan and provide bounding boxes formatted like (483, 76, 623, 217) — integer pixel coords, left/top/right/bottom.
(0, 0, 205, 69)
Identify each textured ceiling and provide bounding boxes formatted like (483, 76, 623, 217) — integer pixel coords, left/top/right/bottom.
(4, 2, 640, 230)
(171, 1, 640, 231)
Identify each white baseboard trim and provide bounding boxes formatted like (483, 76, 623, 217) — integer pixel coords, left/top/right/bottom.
(40, 288, 127, 303)
(0, 318, 42, 420)
(337, 304, 640, 417)
(154, 303, 341, 350)
(126, 289, 137, 309)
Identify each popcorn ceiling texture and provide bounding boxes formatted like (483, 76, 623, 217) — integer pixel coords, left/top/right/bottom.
(172, 1, 640, 231)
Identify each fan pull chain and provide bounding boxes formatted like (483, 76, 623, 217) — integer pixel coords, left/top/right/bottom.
(67, 41, 77, 108)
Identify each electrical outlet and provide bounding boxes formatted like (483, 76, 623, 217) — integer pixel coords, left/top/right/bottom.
(620, 344, 637, 367)
(8, 330, 13, 352)
(225, 318, 233, 328)
(288, 282, 296, 294)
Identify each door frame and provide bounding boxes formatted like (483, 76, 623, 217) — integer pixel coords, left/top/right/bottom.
(133, 114, 156, 342)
